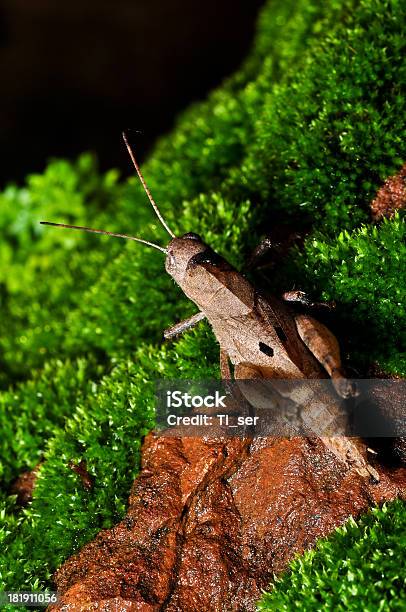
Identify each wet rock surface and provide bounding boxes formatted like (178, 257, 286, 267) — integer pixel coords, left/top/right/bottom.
(10, 464, 41, 506)
(51, 431, 406, 611)
(370, 163, 406, 220)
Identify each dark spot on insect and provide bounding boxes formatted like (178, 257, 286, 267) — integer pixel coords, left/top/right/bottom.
(182, 232, 202, 241)
(275, 326, 287, 342)
(259, 342, 274, 357)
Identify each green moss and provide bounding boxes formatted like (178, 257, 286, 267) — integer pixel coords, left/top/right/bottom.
(0, 358, 103, 486)
(258, 500, 406, 611)
(0, 154, 125, 383)
(275, 214, 406, 375)
(242, 0, 406, 231)
(0, 326, 217, 594)
(0, 0, 405, 607)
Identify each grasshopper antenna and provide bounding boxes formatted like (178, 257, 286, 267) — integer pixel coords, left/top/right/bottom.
(39, 222, 168, 253)
(122, 131, 176, 238)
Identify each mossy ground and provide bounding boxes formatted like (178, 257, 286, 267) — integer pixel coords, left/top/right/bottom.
(0, 0, 405, 609)
(258, 500, 406, 611)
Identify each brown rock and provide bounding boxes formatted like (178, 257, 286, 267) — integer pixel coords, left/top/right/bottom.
(370, 163, 406, 220)
(50, 431, 406, 612)
(10, 464, 41, 506)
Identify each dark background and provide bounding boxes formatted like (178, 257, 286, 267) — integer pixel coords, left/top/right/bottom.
(0, 0, 264, 188)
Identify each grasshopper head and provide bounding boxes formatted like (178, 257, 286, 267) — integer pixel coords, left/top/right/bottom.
(165, 233, 207, 286)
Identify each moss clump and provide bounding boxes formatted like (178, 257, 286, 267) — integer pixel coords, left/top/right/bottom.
(0, 0, 405, 608)
(0, 358, 103, 485)
(0, 154, 127, 384)
(258, 500, 406, 611)
(243, 0, 406, 231)
(278, 214, 406, 376)
(0, 326, 217, 598)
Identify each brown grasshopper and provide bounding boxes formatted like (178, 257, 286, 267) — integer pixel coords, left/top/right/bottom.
(41, 133, 379, 481)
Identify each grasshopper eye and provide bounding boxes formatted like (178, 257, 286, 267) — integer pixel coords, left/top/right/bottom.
(183, 232, 202, 241)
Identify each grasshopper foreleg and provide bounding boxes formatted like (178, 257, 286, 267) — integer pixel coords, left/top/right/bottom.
(164, 311, 206, 339)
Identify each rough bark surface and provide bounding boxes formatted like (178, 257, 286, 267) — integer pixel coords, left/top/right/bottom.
(51, 430, 406, 612)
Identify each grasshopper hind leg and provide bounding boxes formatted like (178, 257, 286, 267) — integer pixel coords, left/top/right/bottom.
(294, 313, 357, 399)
